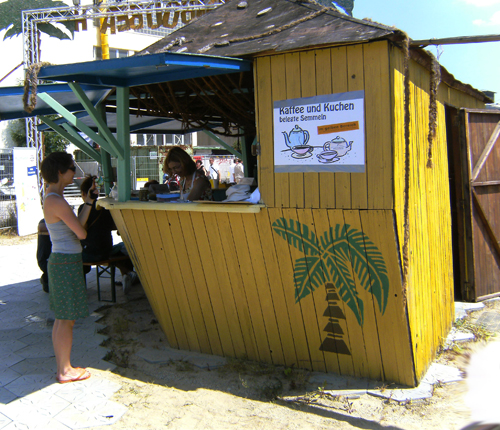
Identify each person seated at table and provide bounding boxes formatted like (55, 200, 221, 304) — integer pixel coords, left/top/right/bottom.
(144, 180, 159, 200)
(78, 175, 139, 294)
(163, 147, 212, 201)
(37, 218, 52, 293)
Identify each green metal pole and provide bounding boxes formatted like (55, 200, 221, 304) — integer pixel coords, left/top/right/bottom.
(96, 104, 114, 196)
(201, 130, 242, 158)
(116, 87, 131, 202)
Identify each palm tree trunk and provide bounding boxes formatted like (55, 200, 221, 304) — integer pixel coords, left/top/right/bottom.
(319, 283, 351, 355)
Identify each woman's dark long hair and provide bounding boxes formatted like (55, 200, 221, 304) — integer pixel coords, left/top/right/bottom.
(163, 147, 196, 178)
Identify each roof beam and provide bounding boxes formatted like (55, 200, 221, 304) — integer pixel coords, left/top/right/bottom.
(411, 34, 500, 48)
(37, 111, 88, 131)
(68, 82, 124, 159)
(38, 115, 101, 163)
(37, 92, 123, 159)
(130, 117, 174, 132)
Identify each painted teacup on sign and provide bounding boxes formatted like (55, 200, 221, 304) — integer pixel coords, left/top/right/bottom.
(317, 136, 353, 163)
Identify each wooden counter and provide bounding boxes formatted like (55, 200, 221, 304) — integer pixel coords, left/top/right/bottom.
(98, 198, 417, 387)
(98, 197, 266, 213)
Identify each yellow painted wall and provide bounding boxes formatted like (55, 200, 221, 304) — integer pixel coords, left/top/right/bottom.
(254, 40, 485, 383)
(390, 45, 484, 380)
(110, 40, 486, 387)
(257, 41, 393, 210)
(111, 207, 416, 386)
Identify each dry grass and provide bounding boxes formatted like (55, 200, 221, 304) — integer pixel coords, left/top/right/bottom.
(0, 230, 37, 246)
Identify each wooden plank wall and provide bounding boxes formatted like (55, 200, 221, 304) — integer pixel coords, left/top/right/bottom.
(256, 41, 393, 210)
(390, 46, 484, 380)
(467, 111, 500, 299)
(111, 207, 416, 386)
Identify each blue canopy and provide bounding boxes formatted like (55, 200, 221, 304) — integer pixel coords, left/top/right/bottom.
(0, 84, 111, 121)
(37, 52, 252, 87)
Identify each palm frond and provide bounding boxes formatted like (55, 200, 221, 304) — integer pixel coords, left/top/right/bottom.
(344, 227, 390, 314)
(272, 217, 321, 256)
(321, 223, 349, 257)
(293, 256, 326, 302)
(3, 26, 21, 40)
(37, 23, 71, 40)
(0, 0, 73, 40)
(323, 224, 389, 315)
(272, 218, 387, 327)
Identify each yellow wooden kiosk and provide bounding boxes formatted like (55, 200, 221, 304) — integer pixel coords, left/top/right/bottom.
(15, 0, 492, 386)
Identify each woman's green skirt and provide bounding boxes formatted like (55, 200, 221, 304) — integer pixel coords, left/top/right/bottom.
(48, 252, 89, 320)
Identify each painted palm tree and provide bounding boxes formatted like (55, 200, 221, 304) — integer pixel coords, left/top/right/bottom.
(272, 218, 389, 327)
(0, 0, 75, 41)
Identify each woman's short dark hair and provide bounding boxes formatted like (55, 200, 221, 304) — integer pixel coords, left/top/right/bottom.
(41, 152, 74, 184)
(195, 159, 202, 166)
(163, 147, 196, 177)
(80, 175, 96, 195)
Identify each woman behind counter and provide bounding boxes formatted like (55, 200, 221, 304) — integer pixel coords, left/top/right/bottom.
(163, 147, 212, 201)
(42, 152, 96, 384)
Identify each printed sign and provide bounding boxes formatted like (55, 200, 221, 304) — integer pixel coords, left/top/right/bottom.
(13, 148, 43, 236)
(273, 91, 365, 173)
(73, 1, 216, 34)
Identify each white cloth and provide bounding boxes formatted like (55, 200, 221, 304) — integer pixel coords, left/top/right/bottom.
(245, 187, 260, 203)
(223, 185, 251, 202)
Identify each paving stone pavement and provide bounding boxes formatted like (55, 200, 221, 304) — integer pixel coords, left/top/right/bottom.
(475, 309, 500, 332)
(1, 237, 499, 429)
(0, 239, 125, 430)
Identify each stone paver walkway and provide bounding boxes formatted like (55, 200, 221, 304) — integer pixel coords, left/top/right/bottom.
(0, 239, 126, 430)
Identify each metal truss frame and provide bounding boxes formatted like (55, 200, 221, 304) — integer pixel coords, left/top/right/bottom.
(21, 0, 224, 196)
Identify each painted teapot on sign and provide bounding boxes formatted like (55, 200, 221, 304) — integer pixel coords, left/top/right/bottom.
(323, 136, 353, 157)
(282, 125, 310, 149)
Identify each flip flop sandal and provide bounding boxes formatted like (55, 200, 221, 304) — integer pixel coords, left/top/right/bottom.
(57, 368, 91, 384)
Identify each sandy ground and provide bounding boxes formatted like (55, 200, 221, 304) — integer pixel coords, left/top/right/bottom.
(87, 294, 499, 430)
(2, 231, 497, 430)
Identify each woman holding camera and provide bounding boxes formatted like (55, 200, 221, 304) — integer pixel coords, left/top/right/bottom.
(41, 152, 97, 384)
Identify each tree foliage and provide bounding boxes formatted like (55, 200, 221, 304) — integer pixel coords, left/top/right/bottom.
(7, 118, 69, 155)
(272, 218, 389, 327)
(0, 0, 75, 40)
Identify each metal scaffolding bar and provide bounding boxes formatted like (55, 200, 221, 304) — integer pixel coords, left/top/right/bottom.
(21, 0, 224, 199)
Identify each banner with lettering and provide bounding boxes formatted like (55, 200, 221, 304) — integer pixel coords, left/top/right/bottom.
(273, 91, 365, 173)
(13, 148, 43, 236)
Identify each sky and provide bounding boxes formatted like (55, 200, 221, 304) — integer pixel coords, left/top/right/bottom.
(352, 0, 500, 102)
